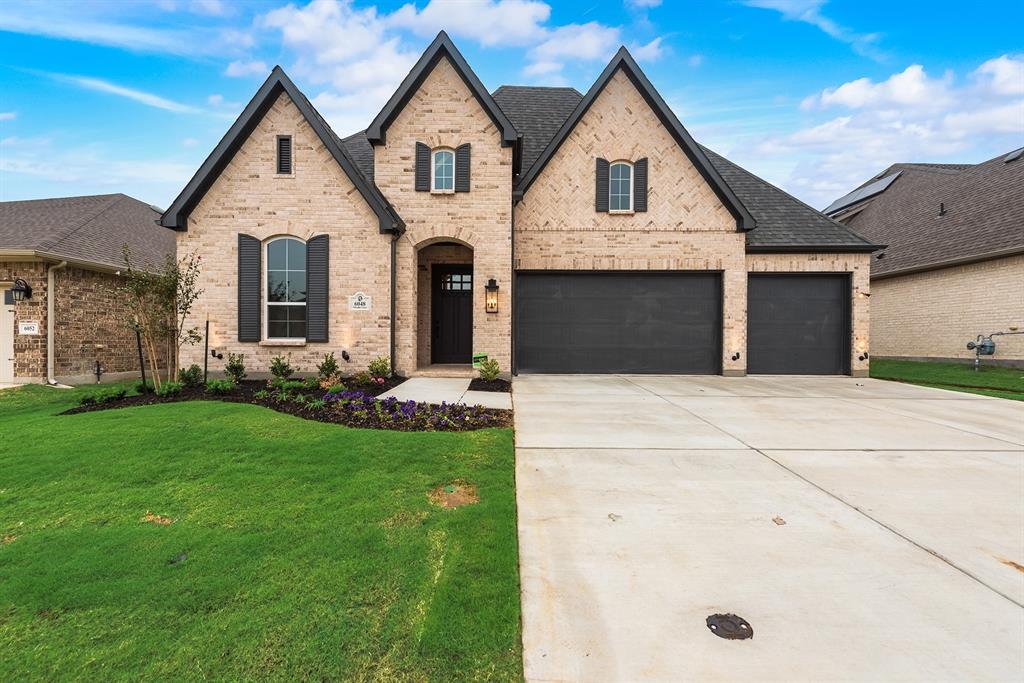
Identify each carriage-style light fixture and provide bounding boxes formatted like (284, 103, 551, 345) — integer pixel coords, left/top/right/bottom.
(11, 278, 32, 302)
(485, 278, 499, 313)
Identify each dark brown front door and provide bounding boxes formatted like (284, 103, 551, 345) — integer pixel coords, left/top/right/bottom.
(432, 265, 473, 363)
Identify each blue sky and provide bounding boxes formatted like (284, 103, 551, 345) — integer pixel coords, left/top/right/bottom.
(1, 0, 1021, 209)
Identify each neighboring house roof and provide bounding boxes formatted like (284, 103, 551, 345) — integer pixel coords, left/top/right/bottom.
(0, 193, 174, 271)
(512, 47, 756, 232)
(365, 31, 519, 155)
(826, 148, 1024, 277)
(160, 66, 404, 234)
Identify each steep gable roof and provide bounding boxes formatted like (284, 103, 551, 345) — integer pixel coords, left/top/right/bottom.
(160, 67, 403, 234)
(491, 85, 582, 177)
(1, 194, 174, 271)
(365, 31, 519, 154)
(832, 149, 1024, 277)
(513, 47, 755, 231)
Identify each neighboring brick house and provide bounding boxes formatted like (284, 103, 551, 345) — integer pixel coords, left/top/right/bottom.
(162, 32, 878, 378)
(826, 149, 1024, 367)
(0, 194, 175, 384)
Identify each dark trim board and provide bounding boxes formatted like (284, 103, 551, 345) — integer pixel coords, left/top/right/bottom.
(514, 270, 723, 374)
(747, 272, 852, 375)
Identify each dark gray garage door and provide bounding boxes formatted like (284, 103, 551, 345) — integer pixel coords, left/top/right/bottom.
(747, 274, 850, 375)
(515, 272, 721, 374)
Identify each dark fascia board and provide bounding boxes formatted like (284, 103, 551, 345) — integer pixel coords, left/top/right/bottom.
(365, 31, 519, 154)
(514, 46, 756, 232)
(746, 243, 885, 254)
(160, 66, 404, 234)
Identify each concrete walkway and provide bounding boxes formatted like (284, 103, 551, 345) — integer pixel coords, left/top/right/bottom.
(381, 377, 512, 410)
(514, 375, 1024, 682)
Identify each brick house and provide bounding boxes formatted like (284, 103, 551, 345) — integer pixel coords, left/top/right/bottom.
(162, 32, 878, 378)
(826, 149, 1024, 367)
(1, 194, 175, 384)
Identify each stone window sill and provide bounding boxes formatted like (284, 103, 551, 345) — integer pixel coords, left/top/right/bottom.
(259, 339, 306, 347)
(274, 174, 296, 180)
(431, 188, 455, 195)
(609, 209, 635, 215)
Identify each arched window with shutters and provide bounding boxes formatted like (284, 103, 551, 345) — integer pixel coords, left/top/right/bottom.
(265, 236, 307, 340)
(609, 161, 633, 212)
(432, 148, 455, 192)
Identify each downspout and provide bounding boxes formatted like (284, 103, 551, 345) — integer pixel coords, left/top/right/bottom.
(46, 260, 68, 385)
(510, 189, 517, 376)
(390, 231, 399, 376)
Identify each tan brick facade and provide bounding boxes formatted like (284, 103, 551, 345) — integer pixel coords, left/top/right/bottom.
(374, 57, 513, 375)
(179, 92, 393, 376)
(870, 255, 1024, 365)
(2, 260, 164, 383)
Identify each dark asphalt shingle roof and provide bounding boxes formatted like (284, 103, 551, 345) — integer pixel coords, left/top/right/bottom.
(833, 150, 1024, 276)
(0, 194, 175, 270)
(338, 84, 877, 252)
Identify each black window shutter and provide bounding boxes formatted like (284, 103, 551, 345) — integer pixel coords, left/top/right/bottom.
(455, 143, 471, 192)
(595, 158, 609, 212)
(415, 142, 430, 191)
(277, 136, 292, 174)
(238, 234, 261, 342)
(634, 157, 648, 212)
(306, 235, 329, 342)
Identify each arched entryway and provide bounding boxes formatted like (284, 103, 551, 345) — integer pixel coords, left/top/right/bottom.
(416, 241, 474, 368)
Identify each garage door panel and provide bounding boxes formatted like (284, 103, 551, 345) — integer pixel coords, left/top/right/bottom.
(748, 274, 849, 375)
(515, 272, 721, 374)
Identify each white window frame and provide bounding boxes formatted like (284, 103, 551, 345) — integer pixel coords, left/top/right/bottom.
(431, 147, 455, 194)
(263, 236, 307, 341)
(609, 160, 633, 213)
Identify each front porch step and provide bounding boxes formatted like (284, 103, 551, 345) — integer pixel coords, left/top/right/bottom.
(412, 364, 477, 378)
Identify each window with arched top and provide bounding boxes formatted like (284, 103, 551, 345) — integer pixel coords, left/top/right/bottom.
(265, 236, 307, 339)
(609, 161, 633, 212)
(432, 148, 455, 192)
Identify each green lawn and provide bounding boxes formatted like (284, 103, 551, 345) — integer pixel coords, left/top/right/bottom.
(871, 359, 1024, 400)
(0, 385, 521, 681)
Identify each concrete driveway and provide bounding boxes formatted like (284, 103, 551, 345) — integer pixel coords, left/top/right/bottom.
(514, 375, 1024, 683)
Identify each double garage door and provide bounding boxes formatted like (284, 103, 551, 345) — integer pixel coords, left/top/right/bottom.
(514, 272, 849, 375)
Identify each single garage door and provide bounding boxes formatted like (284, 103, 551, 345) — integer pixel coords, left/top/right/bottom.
(515, 272, 721, 374)
(747, 274, 850, 375)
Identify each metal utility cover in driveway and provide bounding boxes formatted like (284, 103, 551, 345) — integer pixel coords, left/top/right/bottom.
(747, 274, 850, 375)
(515, 272, 721, 374)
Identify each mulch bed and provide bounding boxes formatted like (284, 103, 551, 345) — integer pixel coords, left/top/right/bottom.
(468, 378, 511, 393)
(61, 377, 512, 432)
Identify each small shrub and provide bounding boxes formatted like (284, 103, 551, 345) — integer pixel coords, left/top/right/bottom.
(279, 380, 306, 393)
(100, 388, 127, 403)
(270, 354, 295, 380)
(78, 393, 98, 406)
(317, 352, 339, 379)
(135, 380, 153, 394)
(319, 375, 343, 390)
(293, 393, 309, 404)
(308, 398, 326, 410)
(205, 379, 234, 395)
(157, 381, 182, 397)
(225, 353, 247, 384)
(368, 356, 391, 380)
(326, 384, 347, 395)
(254, 389, 270, 400)
(350, 371, 373, 388)
(302, 376, 320, 391)
(178, 364, 203, 388)
(478, 358, 501, 382)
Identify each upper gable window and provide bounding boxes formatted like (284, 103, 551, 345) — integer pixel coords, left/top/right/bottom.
(609, 161, 633, 212)
(432, 148, 454, 192)
(277, 135, 293, 175)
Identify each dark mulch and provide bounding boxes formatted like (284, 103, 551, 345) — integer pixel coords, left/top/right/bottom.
(61, 377, 512, 432)
(468, 378, 511, 393)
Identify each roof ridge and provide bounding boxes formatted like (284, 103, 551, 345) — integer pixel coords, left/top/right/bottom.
(37, 193, 126, 254)
(1, 192, 123, 206)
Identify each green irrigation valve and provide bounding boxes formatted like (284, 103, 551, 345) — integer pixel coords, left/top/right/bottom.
(472, 352, 488, 368)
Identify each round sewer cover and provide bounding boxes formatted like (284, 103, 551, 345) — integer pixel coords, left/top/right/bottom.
(706, 613, 753, 640)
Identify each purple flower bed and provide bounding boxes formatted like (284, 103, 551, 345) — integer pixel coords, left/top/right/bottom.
(323, 391, 507, 431)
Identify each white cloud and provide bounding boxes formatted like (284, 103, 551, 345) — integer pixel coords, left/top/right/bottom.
(526, 22, 620, 74)
(0, 112, 16, 121)
(741, 0, 883, 60)
(800, 64, 954, 111)
(630, 36, 666, 63)
(687, 54, 704, 68)
(189, 0, 231, 16)
(224, 60, 268, 77)
(48, 73, 203, 113)
(627, 0, 662, 7)
(182, 137, 199, 147)
(207, 94, 225, 106)
(739, 55, 1024, 208)
(973, 54, 1024, 96)
(522, 60, 562, 77)
(388, 0, 550, 47)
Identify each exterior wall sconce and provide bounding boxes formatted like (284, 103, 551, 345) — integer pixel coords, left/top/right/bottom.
(485, 278, 499, 313)
(11, 278, 32, 301)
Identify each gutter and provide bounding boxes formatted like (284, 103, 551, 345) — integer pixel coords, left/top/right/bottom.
(46, 261, 68, 385)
